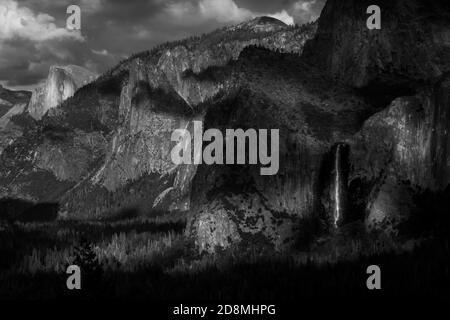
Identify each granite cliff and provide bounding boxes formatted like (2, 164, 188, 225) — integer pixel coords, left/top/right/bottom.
(0, 65, 97, 159)
(27, 65, 97, 120)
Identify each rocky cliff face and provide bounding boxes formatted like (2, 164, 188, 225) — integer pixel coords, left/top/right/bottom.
(348, 75, 450, 235)
(27, 65, 97, 120)
(0, 72, 117, 204)
(0, 65, 96, 158)
(351, 79, 450, 191)
(301, 0, 450, 237)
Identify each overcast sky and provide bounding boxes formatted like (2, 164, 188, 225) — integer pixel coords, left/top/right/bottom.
(0, 0, 325, 90)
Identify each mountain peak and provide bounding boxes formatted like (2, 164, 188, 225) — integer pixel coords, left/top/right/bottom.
(27, 64, 97, 120)
(252, 16, 287, 26)
(48, 65, 97, 88)
(228, 16, 288, 33)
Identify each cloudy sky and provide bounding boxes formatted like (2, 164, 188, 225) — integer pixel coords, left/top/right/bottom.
(0, 0, 325, 90)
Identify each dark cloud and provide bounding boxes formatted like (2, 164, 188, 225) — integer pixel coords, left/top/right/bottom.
(1, 0, 326, 89)
(235, 0, 294, 13)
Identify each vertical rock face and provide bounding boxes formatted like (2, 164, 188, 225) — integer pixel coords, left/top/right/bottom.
(27, 65, 97, 120)
(302, 0, 450, 89)
(0, 73, 117, 204)
(351, 80, 450, 191)
(349, 76, 450, 235)
(83, 58, 201, 215)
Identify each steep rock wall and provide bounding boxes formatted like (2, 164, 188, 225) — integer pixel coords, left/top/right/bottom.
(27, 65, 97, 120)
(349, 75, 450, 234)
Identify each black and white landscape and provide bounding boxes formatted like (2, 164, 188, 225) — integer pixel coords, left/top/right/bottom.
(0, 0, 449, 301)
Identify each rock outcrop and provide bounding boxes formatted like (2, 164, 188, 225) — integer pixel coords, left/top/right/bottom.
(27, 65, 97, 120)
(0, 65, 96, 157)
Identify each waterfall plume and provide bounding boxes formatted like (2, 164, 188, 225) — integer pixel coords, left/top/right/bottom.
(334, 144, 342, 228)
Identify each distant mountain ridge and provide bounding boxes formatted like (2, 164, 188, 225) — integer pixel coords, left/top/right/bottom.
(0, 85, 30, 117)
(228, 16, 288, 32)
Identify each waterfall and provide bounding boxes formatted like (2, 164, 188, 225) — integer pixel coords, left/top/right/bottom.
(334, 144, 342, 228)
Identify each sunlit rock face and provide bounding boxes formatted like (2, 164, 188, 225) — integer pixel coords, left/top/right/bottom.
(351, 77, 450, 190)
(94, 59, 194, 190)
(302, 0, 450, 90)
(188, 159, 310, 253)
(365, 177, 416, 236)
(349, 75, 450, 235)
(0, 77, 117, 204)
(27, 65, 97, 120)
(190, 189, 298, 254)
